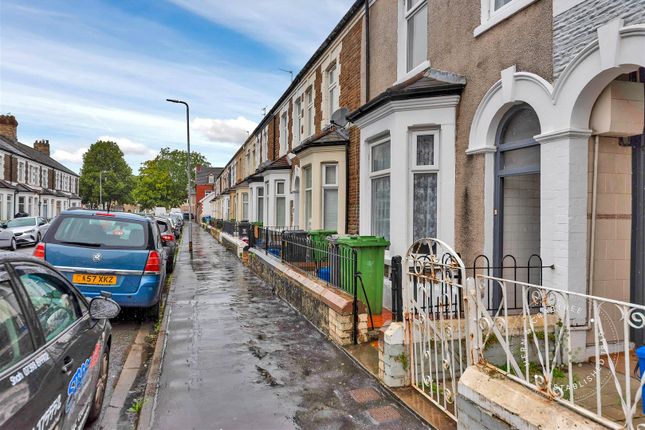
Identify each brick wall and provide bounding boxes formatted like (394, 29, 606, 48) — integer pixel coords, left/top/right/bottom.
(11, 158, 17, 182)
(3, 154, 10, 180)
(553, 0, 645, 78)
(339, 19, 363, 234)
(268, 115, 277, 161)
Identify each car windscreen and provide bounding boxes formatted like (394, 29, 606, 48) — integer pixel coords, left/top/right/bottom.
(7, 218, 36, 228)
(50, 216, 148, 249)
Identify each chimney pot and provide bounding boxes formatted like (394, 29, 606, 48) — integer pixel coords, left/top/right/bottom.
(34, 139, 51, 156)
(0, 115, 18, 141)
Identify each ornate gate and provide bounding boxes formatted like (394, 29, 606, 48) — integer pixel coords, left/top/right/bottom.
(403, 238, 470, 421)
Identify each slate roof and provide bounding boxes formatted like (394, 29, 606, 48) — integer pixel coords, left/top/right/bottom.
(347, 68, 466, 122)
(0, 135, 78, 176)
(195, 167, 224, 185)
(292, 127, 349, 154)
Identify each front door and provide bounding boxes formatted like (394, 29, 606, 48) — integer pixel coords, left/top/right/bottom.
(630, 67, 645, 345)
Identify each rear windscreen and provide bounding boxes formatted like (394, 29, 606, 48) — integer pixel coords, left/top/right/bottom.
(156, 221, 169, 233)
(51, 216, 148, 249)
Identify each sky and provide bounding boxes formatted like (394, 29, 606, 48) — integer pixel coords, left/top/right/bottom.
(0, 0, 354, 173)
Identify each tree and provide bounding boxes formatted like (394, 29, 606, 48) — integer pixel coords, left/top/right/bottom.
(79, 140, 135, 210)
(133, 148, 209, 209)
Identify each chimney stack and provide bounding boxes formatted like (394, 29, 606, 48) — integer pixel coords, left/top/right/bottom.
(34, 139, 50, 156)
(0, 115, 18, 142)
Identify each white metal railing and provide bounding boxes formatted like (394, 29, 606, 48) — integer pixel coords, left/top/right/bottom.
(469, 274, 645, 429)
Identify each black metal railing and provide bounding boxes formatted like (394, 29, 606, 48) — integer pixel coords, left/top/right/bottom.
(465, 254, 554, 311)
(222, 220, 237, 236)
(390, 255, 403, 322)
(249, 226, 300, 257)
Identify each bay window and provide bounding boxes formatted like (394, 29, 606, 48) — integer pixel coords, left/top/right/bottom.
(370, 139, 391, 239)
(18, 162, 25, 183)
(410, 131, 438, 241)
(303, 167, 312, 230)
(405, 0, 427, 73)
(275, 181, 286, 226)
(6, 195, 12, 219)
(322, 164, 338, 230)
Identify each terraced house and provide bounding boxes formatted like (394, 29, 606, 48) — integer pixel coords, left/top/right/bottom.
(204, 0, 645, 428)
(0, 115, 81, 219)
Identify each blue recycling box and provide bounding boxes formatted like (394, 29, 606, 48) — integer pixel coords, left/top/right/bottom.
(637, 346, 645, 414)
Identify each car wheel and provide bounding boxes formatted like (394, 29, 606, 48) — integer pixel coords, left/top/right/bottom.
(9, 238, 16, 251)
(166, 258, 174, 274)
(87, 345, 110, 423)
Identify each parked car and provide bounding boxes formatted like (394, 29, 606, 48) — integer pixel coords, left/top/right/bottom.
(35, 210, 167, 317)
(0, 227, 16, 251)
(0, 252, 120, 429)
(155, 217, 176, 273)
(5, 216, 49, 246)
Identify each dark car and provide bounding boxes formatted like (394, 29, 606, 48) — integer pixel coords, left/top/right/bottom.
(0, 253, 120, 430)
(155, 218, 176, 273)
(35, 210, 167, 317)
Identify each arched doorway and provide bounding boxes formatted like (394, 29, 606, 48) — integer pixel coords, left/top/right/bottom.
(493, 104, 542, 305)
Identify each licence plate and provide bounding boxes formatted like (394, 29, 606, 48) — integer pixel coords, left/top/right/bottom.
(72, 274, 117, 285)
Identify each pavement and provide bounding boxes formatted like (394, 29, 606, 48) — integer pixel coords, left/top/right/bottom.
(148, 225, 427, 429)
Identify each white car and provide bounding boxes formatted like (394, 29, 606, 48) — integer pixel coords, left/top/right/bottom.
(0, 227, 17, 250)
(5, 216, 49, 246)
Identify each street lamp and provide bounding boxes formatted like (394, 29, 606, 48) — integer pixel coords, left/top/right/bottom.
(99, 170, 108, 210)
(166, 98, 193, 254)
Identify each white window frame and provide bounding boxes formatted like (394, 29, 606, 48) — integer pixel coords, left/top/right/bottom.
(305, 86, 315, 138)
(42, 168, 48, 188)
(408, 129, 440, 244)
(242, 192, 249, 221)
(397, 0, 429, 82)
(303, 166, 313, 230)
(294, 97, 302, 144)
(18, 161, 25, 183)
(0, 153, 4, 180)
(474, 0, 539, 37)
(279, 111, 288, 156)
(275, 180, 286, 227)
(327, 63, 339, 121)
(257, 186, 264, 223)
(321, 163, 339, 230)
(368, 137, 391, 239)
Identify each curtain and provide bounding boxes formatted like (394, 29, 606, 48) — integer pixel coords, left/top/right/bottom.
(413, 172, 437, 241)
(323, 189, 338, 230)
(371, 176, 390, 239)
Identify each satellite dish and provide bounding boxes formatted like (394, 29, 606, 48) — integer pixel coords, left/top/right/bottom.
(330, 107, 349, 128)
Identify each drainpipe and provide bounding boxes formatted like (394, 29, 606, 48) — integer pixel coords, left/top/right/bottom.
(345, 140, 350, 234)
(586, 135, 600, 327)
(364, 0, 370, 101)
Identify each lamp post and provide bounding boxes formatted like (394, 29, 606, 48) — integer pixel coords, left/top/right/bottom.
(166, 98, 193, 253)
(99, 170, 108, 210)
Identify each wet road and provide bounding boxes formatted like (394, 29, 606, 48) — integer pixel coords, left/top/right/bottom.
(152, 225, 426, 429)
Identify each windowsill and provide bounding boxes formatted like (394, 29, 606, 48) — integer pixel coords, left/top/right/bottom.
(474, 0, 540, 37)
(395, 60, 430, 85)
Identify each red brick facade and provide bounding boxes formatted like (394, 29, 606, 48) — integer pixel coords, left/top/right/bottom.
(339, 19, 363, 234)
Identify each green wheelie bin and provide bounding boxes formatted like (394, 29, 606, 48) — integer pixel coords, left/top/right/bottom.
(308, 229, 337, 263)
(336, 236, 389, 314)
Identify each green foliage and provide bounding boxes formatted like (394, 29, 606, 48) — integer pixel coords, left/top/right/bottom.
(128, 397, 144, 414)
(133, 148, 209, 209)
(79, 140, 135, 210)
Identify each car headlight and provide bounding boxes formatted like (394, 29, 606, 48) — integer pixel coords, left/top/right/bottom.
(25, 229, 35, 234)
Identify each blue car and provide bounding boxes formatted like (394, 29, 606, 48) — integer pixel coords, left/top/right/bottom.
(34, 210, 167, 316)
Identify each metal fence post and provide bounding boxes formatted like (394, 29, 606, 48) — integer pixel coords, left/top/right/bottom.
(465, 277, 479, 366)
(391, 255, 403, 322)
(352, 250, 358, 345)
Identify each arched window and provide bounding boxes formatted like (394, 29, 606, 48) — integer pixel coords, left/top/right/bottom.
(494, 104, 541, 293)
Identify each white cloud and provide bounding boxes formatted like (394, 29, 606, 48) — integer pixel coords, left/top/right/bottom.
(166, 0, 354, 63)
(193, 116, 257, 144)
(51, 147, 88, 164)
(97, 135, 158, 158)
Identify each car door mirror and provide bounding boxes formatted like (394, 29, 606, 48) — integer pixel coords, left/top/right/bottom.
(89, 296, 121, 319)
